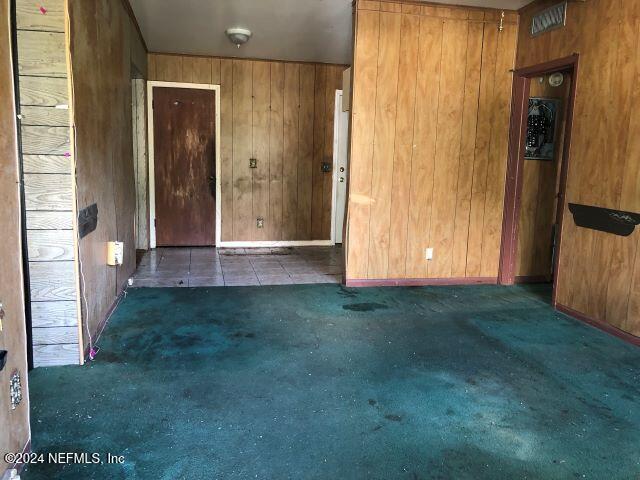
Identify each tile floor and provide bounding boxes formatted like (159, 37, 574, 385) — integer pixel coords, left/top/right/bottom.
(132, 246, 343, 287)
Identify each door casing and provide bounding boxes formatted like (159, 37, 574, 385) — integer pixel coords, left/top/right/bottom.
(332, 89, 349, 244)
(498, 54, 579, 307)
(147, 81, 221, 248)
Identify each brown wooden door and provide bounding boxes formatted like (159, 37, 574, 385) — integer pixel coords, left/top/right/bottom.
(153, 87, 216, 246)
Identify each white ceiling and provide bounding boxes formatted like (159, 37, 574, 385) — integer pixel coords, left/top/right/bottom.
(130, 0, 534, 65)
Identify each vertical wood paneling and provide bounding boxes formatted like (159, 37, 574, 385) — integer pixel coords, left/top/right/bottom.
(282, 63, 300, 239)
(347, 9, 380, 278)
(480, 23, 517, 277)
(347, 0, 518, 282)
(451, 20, 483, 277)
(387, 11, 420, 278)
(269, 63, 285, 240)
(311, 66, 327, 239)
(148, 54, 345, 243)
(182, 56, 211, 83)
(211, 58, 221, 85)
(296, 65, 315, 240)
(465, 25, 498, 277)
(232, 60, 253, 241)
(154, 54, 182, 81)
(367, 11, 401, 278)
(427, 18, 468, 278)
(321, 66, 342, 239)
(252, 61, 270, 240)
(405, 15, 443, 278)
(220, 59, 234, 241)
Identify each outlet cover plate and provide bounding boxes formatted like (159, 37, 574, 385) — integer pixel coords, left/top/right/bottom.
(426, 248, 434, 260)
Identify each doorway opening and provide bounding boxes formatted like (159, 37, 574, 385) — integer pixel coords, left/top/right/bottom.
(332, 89, 349, 244)
(499, 55, 579, 306)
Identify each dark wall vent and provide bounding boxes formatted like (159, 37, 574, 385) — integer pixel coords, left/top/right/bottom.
(531, 1, 567, 37)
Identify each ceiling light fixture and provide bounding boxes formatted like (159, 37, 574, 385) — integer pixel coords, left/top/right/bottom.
(225, 27, 252, 48)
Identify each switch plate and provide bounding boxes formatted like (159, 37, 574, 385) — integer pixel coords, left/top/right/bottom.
(426, 248, 434, 260)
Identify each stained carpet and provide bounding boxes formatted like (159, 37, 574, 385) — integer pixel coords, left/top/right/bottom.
(23, 284, 640, 479)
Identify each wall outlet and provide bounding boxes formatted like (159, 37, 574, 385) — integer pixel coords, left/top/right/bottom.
(426, 248, 434, 261)
(257, 217, 264, 229)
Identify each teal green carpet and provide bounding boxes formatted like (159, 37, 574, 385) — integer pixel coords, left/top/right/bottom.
(24, 284, 640, 479)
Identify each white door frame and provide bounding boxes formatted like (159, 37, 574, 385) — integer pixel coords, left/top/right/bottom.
(217, 89, 342, 248)
(330, 90, 342, 243)
(331, 89, 349, 244)
(147, 81, 221, 249)
(148, 82, 343, 250)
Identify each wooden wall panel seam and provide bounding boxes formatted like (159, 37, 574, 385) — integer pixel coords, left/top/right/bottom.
(346, 9, 381, 278)
(421, 18, 445, 278)
(367, 11, 402, 279)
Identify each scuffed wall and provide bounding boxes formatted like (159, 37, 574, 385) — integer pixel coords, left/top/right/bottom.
(68, 0, 146, 348)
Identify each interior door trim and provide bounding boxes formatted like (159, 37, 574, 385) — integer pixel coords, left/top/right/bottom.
(147, 81, 221, 248)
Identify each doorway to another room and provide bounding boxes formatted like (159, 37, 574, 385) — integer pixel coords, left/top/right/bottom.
(499, 55, 578, 305)
(136, 81, 348, 288)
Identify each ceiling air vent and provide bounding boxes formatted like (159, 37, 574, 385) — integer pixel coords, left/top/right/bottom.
(531, 1, 567, 36)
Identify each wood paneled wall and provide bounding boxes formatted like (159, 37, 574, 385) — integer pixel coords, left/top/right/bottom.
(147, 54, 345, 242)
(346, 0, 518, 281)
(517, 0, 640, 336)
(16, 0, 81, 366)
(132, 78, 148, 250)
(1, 0, 30, 468)
(68, 0, 147, 350)
(516, 75, 570, 280)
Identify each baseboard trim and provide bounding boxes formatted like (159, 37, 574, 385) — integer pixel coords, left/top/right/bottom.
(556, 303, 640, 347)
(218, 240, 334, 248)
(83, 280, 129, 361)
(345, 277, 498, 287)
